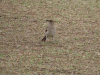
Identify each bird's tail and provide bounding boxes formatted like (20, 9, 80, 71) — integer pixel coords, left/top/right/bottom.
(41, 36, 46, 41)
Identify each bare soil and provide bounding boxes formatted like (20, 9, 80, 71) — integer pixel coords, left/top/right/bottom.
(0, 0, 100, 75)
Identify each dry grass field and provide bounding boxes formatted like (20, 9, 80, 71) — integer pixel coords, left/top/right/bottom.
(0, 0, 100, 75)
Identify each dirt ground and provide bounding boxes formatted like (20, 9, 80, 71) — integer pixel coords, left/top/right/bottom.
(0, 0, 100, 75)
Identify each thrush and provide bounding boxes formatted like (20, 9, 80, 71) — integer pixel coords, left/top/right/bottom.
(41, 20, 56, 42)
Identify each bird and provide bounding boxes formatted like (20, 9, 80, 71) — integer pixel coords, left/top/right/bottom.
(41, 20, 56, 42)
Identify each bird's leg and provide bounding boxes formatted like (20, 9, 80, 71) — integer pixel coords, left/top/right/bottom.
(52, 37, 55, 43)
